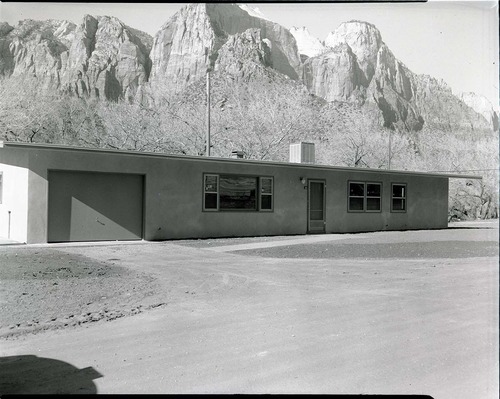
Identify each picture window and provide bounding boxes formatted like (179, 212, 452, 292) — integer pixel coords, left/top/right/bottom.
(203, 174, 273, 212)
(219, 175, 257, 210)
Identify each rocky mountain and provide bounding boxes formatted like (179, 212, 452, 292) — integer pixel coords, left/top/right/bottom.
(0, 16, 152, 101)
(459, 92, 499, 131)
(149, 3, 301, 94)
(290, 26, 326, 59)
(306, 20, 495, 132)
(0, 3, 497, 133)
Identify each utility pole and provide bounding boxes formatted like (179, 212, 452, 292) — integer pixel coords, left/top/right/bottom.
(388, 128, 392, 169)
(205, 46, 211, 157)
(206, 68, 211, 157)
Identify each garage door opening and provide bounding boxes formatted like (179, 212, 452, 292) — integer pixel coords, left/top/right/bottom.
(48, 171, 144, 243)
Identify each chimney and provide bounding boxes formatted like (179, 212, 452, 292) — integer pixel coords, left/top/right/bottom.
(289, 142, 315, 164)
(231, 150, 244, 159)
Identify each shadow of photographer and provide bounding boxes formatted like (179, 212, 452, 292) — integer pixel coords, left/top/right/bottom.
(0, 355, 102, 394)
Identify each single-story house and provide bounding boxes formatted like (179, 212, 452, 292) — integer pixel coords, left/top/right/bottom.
(0, 141, 480, 244)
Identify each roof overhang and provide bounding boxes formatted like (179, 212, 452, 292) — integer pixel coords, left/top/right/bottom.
(0, 141, 483, 180)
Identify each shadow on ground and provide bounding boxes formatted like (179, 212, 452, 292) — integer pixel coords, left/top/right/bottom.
(446, 226, 497, 230)
(0, 355, 102, 394)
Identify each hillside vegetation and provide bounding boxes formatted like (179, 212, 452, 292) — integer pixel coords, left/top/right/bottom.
(1, 75, 497, 220)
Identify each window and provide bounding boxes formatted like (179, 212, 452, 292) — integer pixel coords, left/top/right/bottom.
(348, 181, 381, 212)
(366, 183, 381, 211)
(392, 183, 407, 212)
(219, 175, 257, 210)
(260, 177, 273, 211)
(203, 174, 273, 212)
(203, 174, 218, 210)
(348, 182, 365, 211)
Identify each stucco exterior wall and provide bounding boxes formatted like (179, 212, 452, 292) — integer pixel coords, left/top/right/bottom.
(0, 163, 29, 242)
(0, 145, 450, 243)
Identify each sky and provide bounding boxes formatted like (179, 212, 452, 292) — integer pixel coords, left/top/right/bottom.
(1, 1, 498, 108)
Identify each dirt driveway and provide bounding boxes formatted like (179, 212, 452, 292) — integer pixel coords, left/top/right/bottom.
(0, 221, 498, 396)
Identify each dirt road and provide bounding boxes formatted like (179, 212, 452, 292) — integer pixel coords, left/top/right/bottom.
(0, 221, 498, 396)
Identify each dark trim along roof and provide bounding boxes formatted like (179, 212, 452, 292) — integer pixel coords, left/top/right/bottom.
(0, 141, 482, 180)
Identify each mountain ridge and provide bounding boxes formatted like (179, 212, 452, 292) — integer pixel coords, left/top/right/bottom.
(0, 3, 497, 132)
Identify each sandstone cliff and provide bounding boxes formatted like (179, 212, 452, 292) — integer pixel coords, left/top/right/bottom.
(302, 42, 365, 103)
(149, 3, 301, 94)
(290, 26, 326, 59)
(459, 92, 499, 132)
(0, 16, 152, 101)
(214, 28, 273, 80)
(325, 21, 382, 85)
(302, 20, 494, 132)
(0, 4, 496, 133)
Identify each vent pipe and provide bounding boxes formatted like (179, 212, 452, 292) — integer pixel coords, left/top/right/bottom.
(231, 150, 244, 159)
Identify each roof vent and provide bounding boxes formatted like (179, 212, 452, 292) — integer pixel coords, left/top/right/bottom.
(231, 150, 244, 159)
(289, 142, 315, 164)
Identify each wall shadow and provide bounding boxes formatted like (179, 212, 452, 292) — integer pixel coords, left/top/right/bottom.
(0, 355, 102, 394)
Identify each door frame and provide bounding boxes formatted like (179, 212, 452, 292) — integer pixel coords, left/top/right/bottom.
(307, 179, 326, 233)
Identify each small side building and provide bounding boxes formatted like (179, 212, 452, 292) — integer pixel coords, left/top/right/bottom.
(0, 141, 480, 244)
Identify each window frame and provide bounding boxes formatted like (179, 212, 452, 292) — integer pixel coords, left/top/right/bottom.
(259, 176, 274, 212)
(347, 181, 382, 213)
(347, 181, 366, 212)
(218, 174, 258, 212)
(203, 174, 219, 211)
(203, 173, 274, 212)
(0, 172, 3, 205)
(366, 182, 382, 213)
(391, 183, 407, 213)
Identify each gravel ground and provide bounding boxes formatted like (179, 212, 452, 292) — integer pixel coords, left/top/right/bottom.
(174, 234, 305, 248)
(0, 248, 165, 339)
(232, 240, 498, 259)
(0, 221, 497, 396)
(1, 220, 496, 341)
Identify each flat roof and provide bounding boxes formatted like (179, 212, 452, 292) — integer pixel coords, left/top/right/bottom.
(0, 141, 482, 180)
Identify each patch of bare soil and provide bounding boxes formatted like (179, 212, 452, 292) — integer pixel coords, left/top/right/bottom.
(174, 235, 303, 248)
(233, 240, 499, 259)
(0, 248, 166, 340)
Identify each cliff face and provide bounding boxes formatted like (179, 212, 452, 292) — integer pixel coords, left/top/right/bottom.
(290, 26, 326, 59)
(325, 21, 382, 87)
(459, 92, 499, 132)
(59, 15, 152, 101)
(302, 42, 365, 103)
(1, 20, 75, 88)
(304, 20, 494, 132)
(149, 3, 301, 94)
(0, 4, 496, 133)
(215, 28, 273, 81)
(0, 16, 152, 101)
(365, 43, 423, 130)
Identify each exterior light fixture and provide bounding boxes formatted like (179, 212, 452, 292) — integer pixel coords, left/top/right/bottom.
(300, 177, 307, 185)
